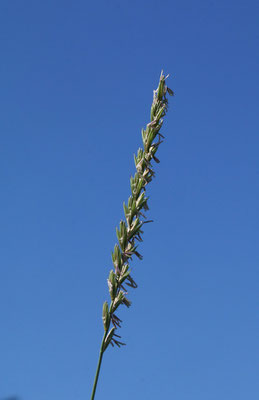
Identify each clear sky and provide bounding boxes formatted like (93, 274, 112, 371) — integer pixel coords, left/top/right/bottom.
(0, 1, 258, 399)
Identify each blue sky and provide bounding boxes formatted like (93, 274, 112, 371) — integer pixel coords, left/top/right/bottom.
(0, 1, 258, 399)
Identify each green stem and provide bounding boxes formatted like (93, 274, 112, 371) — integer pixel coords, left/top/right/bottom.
(91, 303, 114, 399)
(90, 332, 106, 400)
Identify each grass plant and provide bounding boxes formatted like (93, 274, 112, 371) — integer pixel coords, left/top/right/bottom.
(91, 71, 173, 399)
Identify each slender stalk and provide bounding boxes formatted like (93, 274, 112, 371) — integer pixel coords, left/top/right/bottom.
(90, 332, 107, 400)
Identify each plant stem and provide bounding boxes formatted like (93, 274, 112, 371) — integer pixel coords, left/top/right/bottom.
(90, 332, 106, 400)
